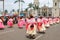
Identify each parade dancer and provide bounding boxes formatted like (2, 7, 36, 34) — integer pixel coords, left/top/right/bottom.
(7, 17, 13, 28)
(21, 16, 26, 26)
(53, 17, 56, 24)
(48, 17, 53, 25)
(0, 17, 5, 29)
(37, 17, 46, 33)
(18, 16, 26, 29)
(26, 15, 37, 39)
(53, 17, 59, 24)
(56, 17, 60, 23)
(59, 17, 60, 22)
(45, 18, 50, 28)
(42, 17, 50, 28)
(4, 15, 9, 25)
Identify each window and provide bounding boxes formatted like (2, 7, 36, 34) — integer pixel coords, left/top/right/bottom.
(49, 14, 51, 16)
(55, 3, 57, 6)
(38, 14, 40, 16)
(55, 9, 56, 11)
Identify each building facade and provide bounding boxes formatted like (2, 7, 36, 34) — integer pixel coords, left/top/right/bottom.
(40, 5, 52, 17)
(34, 0, 39, 6)
(26, 0, 60, 17)
(52, 0, 60, 17)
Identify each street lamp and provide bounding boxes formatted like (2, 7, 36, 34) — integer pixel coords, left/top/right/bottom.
(0, 0, 4, 14)
(3, 0, 4, 13)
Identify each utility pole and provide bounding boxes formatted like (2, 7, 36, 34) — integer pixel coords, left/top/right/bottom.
(0, 0, 4, 15)
(19, 0, 20, 15)
(3, 0, 4, 15)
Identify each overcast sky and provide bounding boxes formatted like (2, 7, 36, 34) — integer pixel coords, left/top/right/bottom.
(0, 0, 53, 12)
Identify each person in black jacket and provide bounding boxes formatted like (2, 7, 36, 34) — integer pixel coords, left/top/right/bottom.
(4, 16, 9, 25)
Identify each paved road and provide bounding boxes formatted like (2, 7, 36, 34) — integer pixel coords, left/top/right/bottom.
(37, 23, 60, 40)
(0, 23, 60, 40)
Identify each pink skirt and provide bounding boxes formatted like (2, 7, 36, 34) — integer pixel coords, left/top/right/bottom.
(0, 22, 5, 28)
(7, 21, 13, 27)
(37, 22, 42, 31)
(18, 21, 24, 28)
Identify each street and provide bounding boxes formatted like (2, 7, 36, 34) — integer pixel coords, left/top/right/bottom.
(0, 23, 60, 40)
(0, 0, 60, 40)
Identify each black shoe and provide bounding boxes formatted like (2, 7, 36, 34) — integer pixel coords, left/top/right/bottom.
(29, 34, 32, 39)
(8, 26, 13, 28)
(39, 31, 45, 34)
(46, 27, 49, 28)
(19, 27, 23, 29)
(0, 28, 4, 30)
(32, 35, 36, 39)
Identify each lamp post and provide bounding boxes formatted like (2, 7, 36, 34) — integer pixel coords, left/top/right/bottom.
(0, 0, 4, 15)
(19, 0, 20, 15)
(3, 0, 4, 14)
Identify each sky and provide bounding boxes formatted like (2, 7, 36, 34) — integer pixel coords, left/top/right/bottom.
(0, 0, 53, 12)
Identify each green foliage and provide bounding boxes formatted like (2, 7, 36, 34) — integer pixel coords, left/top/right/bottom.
(28, 3, 33, 8)
(14, 1, 18, 3)
(33, 5, 39, 10)
(17, 9, 19, 12)
(14, 0, 25, 3)
(5, 10, 8, 13)
(25, 3, 40, 11)
(12, 9, 15, 12)
(25, 8, 28, 11)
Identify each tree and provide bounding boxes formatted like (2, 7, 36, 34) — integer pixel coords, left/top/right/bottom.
(17, 9, 19, 13)
(25, 3, 40, 17)
(12, 9, 15, 12)
(24, 3, 33, 14)
(28, 3, 33, 8)
(25, 8, 28, 12)
(27, 3, 40, 11)
(32, 4, 40, 16)
(5, 10, 8, 13)
(25, 3, 34, 11)
(33, 4, 39, 10)
(14, 0, 25, 14)
(0, 0, 4, 14)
